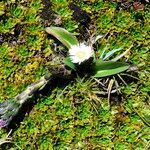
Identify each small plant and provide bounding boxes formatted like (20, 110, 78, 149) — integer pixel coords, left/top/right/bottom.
(45, 26, 130, 78)
(0, 130, 12, 145)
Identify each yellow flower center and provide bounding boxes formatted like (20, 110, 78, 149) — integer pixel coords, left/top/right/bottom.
(76, 51, 86, 59)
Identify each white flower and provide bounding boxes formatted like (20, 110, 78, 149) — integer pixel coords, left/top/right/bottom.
(69, 43, 94, 64)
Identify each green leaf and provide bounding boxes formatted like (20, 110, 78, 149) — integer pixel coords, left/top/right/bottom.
(64, 57, 76, 70)
(99, 44, 109, 59)
(103, 47, 123, 60)
(111, 45, 132, 61)
(93, 61, 129, 78)
(45, 27, 79, 49)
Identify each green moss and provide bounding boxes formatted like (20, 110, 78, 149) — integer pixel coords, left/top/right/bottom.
(0, 0, 150, 149)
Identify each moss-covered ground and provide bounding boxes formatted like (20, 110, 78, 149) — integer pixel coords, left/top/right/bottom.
(0, 0, 150, 149)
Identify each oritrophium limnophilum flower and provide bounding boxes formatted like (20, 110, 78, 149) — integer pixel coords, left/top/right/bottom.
(69, 43, 94, 64)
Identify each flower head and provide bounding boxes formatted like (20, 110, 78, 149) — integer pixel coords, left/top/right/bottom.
(0, 119, 7, 128)
(0, 99, 20, 128)
(69, 43, 94, 64)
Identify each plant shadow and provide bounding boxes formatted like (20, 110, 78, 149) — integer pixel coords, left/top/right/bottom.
(5, 73, 75, 133)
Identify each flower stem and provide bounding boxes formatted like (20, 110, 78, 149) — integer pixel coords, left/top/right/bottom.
(15, 72, 52, 104)
(0, 72, 52, 128)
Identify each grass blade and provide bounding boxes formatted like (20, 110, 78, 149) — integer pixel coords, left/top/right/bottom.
(111, 45, 133, 61)
(103, 47, 123, 60)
